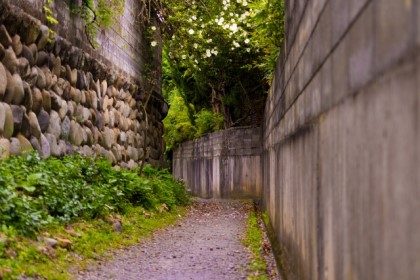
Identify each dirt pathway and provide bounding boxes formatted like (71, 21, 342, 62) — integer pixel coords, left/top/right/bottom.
(77, 199, 278, 280)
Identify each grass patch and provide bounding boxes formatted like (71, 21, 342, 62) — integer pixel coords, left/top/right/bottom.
(0, 206, 187, 279)
(0, 152, 190, 279)
(243, 208, 269, 280)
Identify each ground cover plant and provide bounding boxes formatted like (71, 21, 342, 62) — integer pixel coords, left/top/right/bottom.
(0, 152, 189, 279)
(243, 209, 269, 279)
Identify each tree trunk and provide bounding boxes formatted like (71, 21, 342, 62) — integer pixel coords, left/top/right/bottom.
(210, 84, 232, 129)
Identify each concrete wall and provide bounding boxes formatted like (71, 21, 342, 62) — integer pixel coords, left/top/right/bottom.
(0, 0, 167, 168)
(173, 126, 262, 199)
(262, 0, 420, 279)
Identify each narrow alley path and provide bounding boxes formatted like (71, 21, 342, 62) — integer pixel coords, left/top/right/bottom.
(77, 199, 278, 280)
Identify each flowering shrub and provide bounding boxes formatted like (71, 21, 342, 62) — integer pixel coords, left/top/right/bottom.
(159, 0, 284, 149)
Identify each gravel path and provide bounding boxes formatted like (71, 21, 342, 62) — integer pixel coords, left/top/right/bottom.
(77, 199, 278, 280)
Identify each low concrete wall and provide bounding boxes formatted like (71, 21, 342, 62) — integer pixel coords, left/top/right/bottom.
(173, 126, 262, 199)
(262, 0, 420, 279)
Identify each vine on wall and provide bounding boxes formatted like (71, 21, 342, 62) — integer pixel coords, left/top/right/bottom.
(43, 0, 126, 47)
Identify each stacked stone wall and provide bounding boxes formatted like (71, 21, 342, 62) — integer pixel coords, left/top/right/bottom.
(0, 1, 167, 168)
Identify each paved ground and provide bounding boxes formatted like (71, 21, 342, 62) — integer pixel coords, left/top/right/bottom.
(77, 199, 279, 280)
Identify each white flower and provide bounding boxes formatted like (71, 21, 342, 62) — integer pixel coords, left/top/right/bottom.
(221, 12, 225, 16)
(207, 38, 213, 43)
(195, 59, 199, 64)
(224, 6, 228, 10)
(229, 23, 238, 33)
(182, 54, 187, 59)
(233, 41, 240, 48)
(206, 49, 212, 57)
(150, 41, 157, 47)
(188, 29, 195, 35)
(151, 26, 156, 31)
(246, 48, 251, 52)
(192, 15, 197, 20)
(193, 43, 198, 48)
(211, 49, 218, 56)
(244, 38, 250, 44)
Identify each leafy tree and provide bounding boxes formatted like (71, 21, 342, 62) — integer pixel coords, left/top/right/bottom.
(154, 0, 284, 151)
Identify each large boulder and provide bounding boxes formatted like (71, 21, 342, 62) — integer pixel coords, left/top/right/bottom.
(3, 103, 13, 138)
(36, 67, 46, 89)
(4, 72, 24, 105)
(58, 99, 68, 119)
(10, 105, 24, 134)
(22, 45, 35, 67)
(69, 120, 83, 146)
(0, 62, 7, 98)
(36, 51, 49, 67)
(0, 25, 12, 48)
(41, 89, 51, 112)
(17, 57, 30, 78)
(26, 67, 38, 87)
(39, 133, 51, 158)
(16, 133, 33, 153)
(60, 116, 71, 140)
(47, 110, 61, 138)
(28, 44, 38, 65)
(101, 127, 114, 149)
(11, 35, 22, 56)
(30, 136, 41, 153)
(31, 87, 43, 113)
(0, 102, 5, 134)
(9, 137, 21, 156)
(36, 109, 50, 133)
(0, 138, 11, 158)
(28, 111, 41, 139)
(52, 57, 61, 77)
(36, 25, 49, 51)
(22, 82, 33, 111)
(2, 47, 18, 73)
(45, 133, 61, 157)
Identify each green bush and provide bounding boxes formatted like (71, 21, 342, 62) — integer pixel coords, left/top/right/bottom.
(0, 152, 189, 235)
(194, 109, 224, 138)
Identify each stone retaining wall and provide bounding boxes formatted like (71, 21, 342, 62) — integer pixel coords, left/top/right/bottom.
(0, 0, 167, 168)
(173, 127, 262, 199)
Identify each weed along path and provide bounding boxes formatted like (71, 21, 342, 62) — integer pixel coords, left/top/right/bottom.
(77, 199, 279, 280)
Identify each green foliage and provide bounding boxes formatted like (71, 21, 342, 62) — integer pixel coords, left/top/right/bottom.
(161, 0, 285, 145)
(249, 0, 285, 80)
(70, 0, 125, 46)
(163, 90, 224, 151)
(0, 152, 189, 236)
(194, 109, 224, 138)
(163, 92, 197, 151)
(243, 210, 268, 279)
